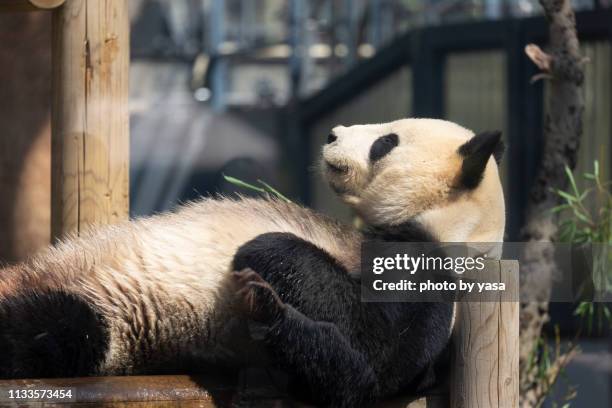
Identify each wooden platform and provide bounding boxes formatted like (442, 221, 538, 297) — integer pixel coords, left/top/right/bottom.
(0, 375, 447, 407)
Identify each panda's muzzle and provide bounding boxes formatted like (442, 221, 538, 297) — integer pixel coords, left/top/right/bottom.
(325, 161, 349, 175)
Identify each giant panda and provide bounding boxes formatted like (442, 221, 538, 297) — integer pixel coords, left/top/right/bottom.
(0, 118, 505, 407)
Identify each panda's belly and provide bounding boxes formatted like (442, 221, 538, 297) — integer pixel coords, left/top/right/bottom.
(85, 258, 276, 374)
(39, 199, 358, 374)
(92, 276, 275, 375)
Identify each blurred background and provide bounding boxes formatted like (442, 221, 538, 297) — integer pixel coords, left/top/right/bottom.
(0, 0, 610, 406)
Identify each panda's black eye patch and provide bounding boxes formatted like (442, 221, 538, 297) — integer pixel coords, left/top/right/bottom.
(369, 133, 399, 162)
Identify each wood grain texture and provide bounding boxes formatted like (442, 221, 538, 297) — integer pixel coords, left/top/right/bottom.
(51, 0, 129, 239)
(450, 260, 519, 408)
(0, 376, 228, 407)
(498, 261, 519, 408)
(381, 393, 449, 408)
(0, 375, 444, 407)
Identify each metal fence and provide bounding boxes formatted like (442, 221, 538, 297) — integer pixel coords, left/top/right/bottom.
(290, 9, 612, 240)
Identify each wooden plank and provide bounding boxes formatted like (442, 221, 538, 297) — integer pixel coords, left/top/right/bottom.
(0, 375, 230, 407)
(498, 260, 520, 408)
(51, 0, 129, 239)
(380, 393, 449, 408)
(0, 375, 446, 407)
(0, 0, 65, 12)
(450, 260, 519, 408)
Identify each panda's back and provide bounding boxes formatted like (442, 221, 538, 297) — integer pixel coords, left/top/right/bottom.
(0, 197, 362, 375)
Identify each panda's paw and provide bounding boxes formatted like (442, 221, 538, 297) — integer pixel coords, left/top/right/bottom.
(233, 268, 286, 324)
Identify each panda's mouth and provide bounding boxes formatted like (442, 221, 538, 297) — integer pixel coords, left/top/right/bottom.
(325, 161, 349, 174)
(329, 182, 349, 195)
(324, 161, 352, 194)
(321, 154, 358, 197)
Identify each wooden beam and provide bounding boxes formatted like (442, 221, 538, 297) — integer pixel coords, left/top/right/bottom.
(450, 260, 519, 408)
(0, 375, 227, 407)
(0, 375, 447, 407)
(51, 0, 129, 239)
(0, 0, 65, 12)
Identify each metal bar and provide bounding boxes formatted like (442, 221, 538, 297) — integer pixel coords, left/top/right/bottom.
(368, 0, 382, 48)
(343, 0, 357, 66)
(299, 9, 612, 123)
(288, 0, 304, 99)
(504, 20, 524, 240)
(208, 0, 226, 112)
(298, 30, 411, 122)
(412, 28, 444, 118)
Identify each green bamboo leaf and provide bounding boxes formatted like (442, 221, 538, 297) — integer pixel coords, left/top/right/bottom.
(568, 223, 577, 241)
(574, 235, 589, 244)
(603, 305, 611, 325)
(556, 190, 577, 203)
(222, 174, 266, 193)
(574, 302, 588, 316)
(558, 225, 573, 242)
(573, 211, 591, 225)
(565, 165, 579, 196)
(257, 179, 292, 203)
(594, 160, 600, 178)
(551, 204, 571, 213)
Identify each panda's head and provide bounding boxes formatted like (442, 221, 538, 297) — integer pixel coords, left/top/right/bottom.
(321, 118, 505, 242)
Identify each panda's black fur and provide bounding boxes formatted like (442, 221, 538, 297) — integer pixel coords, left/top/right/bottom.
(0, 290, 110, 378)
(231, 225, 453, 407)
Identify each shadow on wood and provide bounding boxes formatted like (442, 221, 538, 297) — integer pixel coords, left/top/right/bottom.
(0, 375, 448, 407)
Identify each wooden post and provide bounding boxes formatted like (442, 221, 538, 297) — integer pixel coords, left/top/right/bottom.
(451, 260, 519, 408)
(51, 0, 129, 239)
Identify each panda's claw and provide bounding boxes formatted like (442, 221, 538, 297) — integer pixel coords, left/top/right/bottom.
(233, 268, 285, 323)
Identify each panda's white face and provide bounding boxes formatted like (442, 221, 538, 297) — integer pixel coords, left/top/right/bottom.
(321, 118, 506, 243)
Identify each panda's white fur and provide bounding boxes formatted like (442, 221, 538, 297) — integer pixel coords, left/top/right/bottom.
(0, 118, 505, 379)
(0, 198, 362, 373)
(324, 118, 505, 244)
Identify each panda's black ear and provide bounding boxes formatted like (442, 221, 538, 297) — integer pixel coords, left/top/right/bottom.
(457, 131, 503, 189)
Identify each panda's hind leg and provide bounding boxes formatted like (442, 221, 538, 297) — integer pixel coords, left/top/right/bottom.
(232, 232, 378, 408)
(0, 289, 110, 379)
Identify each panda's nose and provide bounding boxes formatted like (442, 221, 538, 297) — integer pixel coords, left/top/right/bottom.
(326, 133, 337, 144)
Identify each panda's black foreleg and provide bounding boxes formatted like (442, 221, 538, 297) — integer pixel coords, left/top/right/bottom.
(233, 268, 287, 323)
(232, 233, 378, 407)
(272, 305, 377, 407)
(233, 269, 376, 408)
